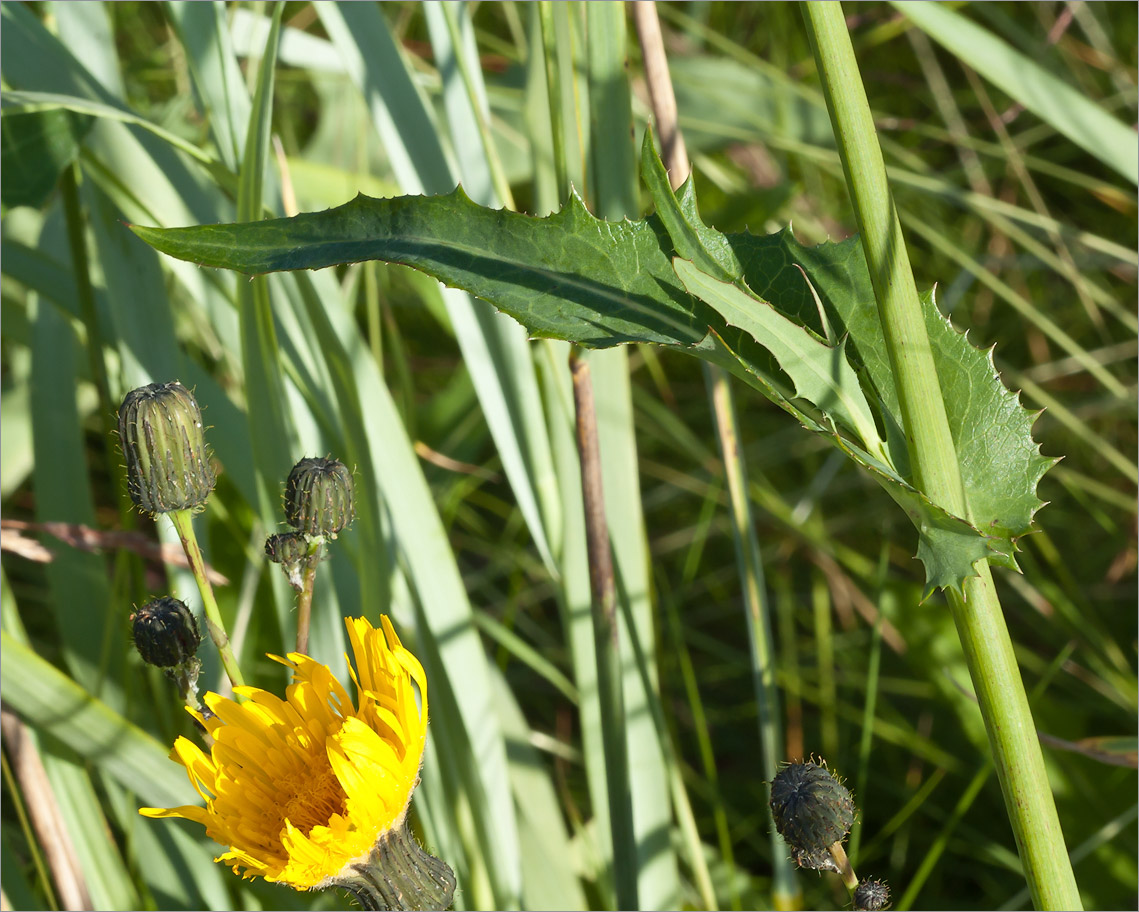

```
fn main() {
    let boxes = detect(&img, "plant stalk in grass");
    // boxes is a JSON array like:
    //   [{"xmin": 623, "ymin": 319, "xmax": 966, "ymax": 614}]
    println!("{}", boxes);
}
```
[
  {"xmin": 167, "ymin": 509, "xmax": 245, "ymax": 691},
  {"xmin": 569, "ymin": 349, "xmax": 638, "ymax": 912},
  {"xmin": 294, "ymin": 537, "xmax": 323, "ymax": 656},
  {"xmin": 803, "ymin": 4, "xmax": 1080, "ymax": 908},
  {"xmin": 633, "ymin": 3, "xmax": 800, "ymax": 905}
]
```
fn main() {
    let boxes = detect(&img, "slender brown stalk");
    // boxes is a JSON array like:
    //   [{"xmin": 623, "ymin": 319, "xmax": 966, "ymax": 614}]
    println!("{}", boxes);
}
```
[
  {"xmin": 1, "ymin": 709, "xmax": 92, "ymax": 911},
  {"xmin": 633, "ymin": 3, "xmax": 800, "ymax": 907},
  {"xmin": 294, "ymin": 538, "xmax": 323, "ymax": 655},
  {"xmin": 568, "ymin": 349, "xmax": 638, "ymax": 911}
]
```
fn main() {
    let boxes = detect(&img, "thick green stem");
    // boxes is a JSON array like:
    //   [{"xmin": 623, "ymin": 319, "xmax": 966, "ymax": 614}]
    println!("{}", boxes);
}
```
[
  {"xmin": 802, "ymin": 5, "xmax": 1080, "ymax": 909},
  {"xmin": 168, "ymin": 509, "xmax": 245, "ymax": 690}
]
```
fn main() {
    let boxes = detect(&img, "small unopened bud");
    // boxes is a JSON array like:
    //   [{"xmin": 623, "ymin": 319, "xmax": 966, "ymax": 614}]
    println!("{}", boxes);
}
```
[
  {"xmin": 265, "ymin": 531, "xmax": 318, "ymax": 591},
  {"xmin": 770, "ymin": 760, "xmax": 855, "ymax": 869},
  {"xmin": 118, "ymin": 382, "xmax": 215, "ymax": 514},
  {"xmin": 283, "ymin": 457, "xmax": 354, "ymax": 538},
  {"xmin": 790, "ymin": 844, "xmax": 840, "ymax": 874},
  {"xmin": 130, "ymin": 596, "xmax": 202, "ymax": 668},
  {"xmin": 853, "ymin": 878, "xmax": 891, "ymax": 911}
]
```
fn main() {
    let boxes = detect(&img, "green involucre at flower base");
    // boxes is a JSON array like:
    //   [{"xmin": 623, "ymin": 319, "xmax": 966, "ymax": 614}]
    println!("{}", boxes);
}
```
[
  {"xmin": 284, "ymin": 456, "xmax": 355, "ymax": 538},
  {"xmin": 117, "ymin": 381, "xmax": 216, "ymax": 514},
  {"xmin": 770, "ymin": 761, "xmax": 856, "ymax": 860}
]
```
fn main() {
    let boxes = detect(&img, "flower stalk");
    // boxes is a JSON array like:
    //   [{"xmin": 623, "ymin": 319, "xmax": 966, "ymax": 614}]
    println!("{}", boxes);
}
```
[
  {"xmin": 802, "ymin": 5, "xmax": 1080, "ymax": 908},
  {"xmin": 117, "ymin": 382, "xmax": 244, "ymax": 691},
  {"xmin": 167, "ymin": 509, "xmax": 245, "ymax": 690},
  {"xmin": 770, "ymin": 760, "xmax": 888, "ymax": 911},
  {"xmin": 294, "ymin": 536, "xmax": 323, "ymax": 655}
]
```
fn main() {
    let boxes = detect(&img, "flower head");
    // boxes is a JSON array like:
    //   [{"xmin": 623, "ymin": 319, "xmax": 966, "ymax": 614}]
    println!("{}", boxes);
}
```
[
  {"xmin": 141, "ymin": 615, "xmax": 428, "ymax": 891},
  {"xmin": 854, "ymin": 877, "xmax": 891, "ymax": 911},
  {"xmin": 131, "ymin": 596, "xmax": 201, "ymax": 669},
  {"xmin": 284, "ymin": 456, "xmax": 355, "ymax": 538},
  {"xmin": 118, "ymin": 381, "xmax": 216, "ymax": 514},
  {"xmin": 264, "ymin": 531, "xmax": 318, "ymax": 591},
  {"xmin": 770, "ymin": 759, "xmax": 856, "ymax": 868}
]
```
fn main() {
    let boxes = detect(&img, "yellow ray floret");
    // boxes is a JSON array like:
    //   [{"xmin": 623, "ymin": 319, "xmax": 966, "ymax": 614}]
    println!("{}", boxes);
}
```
[{"xmin": 141, "ymin": 616, "xmax": 428, "ymax": 890}]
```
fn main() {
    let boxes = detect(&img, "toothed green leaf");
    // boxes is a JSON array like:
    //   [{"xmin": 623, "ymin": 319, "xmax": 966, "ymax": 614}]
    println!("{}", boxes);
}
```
[
  {"xmin": 673, "ymin": 259, "xmax": 887, "ymax": 463},
  {"xmin": 129, "ymin": 141, "xmax": 1053, "ymax": 593}
]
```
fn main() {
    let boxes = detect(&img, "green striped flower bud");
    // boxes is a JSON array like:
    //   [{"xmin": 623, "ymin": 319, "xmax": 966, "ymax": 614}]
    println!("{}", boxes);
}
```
[
  {"xmin": 131, "ymin": 596, "xmax": 202, "ymax": 668},
  {"xmin": 118, "ymin": 381, "xmax": 216, "ymax": 514},
  {"xmin": 284, "ymin": 457, "xmax": 354, "ymax": 538},
  {"xmin": 770, "ymin": 760, "xmax": 855, "ymax": 868}
]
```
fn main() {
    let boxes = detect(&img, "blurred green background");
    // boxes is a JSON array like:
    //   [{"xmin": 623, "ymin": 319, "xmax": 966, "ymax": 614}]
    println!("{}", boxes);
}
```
[{"xmin": 1, "ymin": 2, "xmax": 1135, "ymax": 910}]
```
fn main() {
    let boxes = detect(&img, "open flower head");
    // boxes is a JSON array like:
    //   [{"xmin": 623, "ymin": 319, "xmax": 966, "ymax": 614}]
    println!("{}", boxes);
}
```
[{"xmin": 141, "ymin": 616, "xmax": 428, "ymax": 891}]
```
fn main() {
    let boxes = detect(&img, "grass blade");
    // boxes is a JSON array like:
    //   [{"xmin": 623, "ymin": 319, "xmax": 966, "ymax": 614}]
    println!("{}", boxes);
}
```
[{"xmin": 894, "ymin": 1, "xmax": 1138, "ymax": 185}]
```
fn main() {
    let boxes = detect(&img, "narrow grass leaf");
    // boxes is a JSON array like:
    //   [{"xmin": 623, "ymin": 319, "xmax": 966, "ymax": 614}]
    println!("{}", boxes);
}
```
[
  {"xmin": 491, "ymin": 671, "xmax": 588, "ymax": 910},
  {"xmin": 424, "ymin": 0, "xmax": 562, "ymax": 577},
  {"xmin": 165, "ymin": 1, "xmax": 249, "ymax": 172},
  {"xmin": 586, "ymin": 8, "xmax": 680, "ymax": 905},
  {"xmin": 38, "ymin": 741, "xmax": 140, "ymax": 911},
  {"xmin": 894, "ymin": 1, "xmax": 1138, "ymax": 185},
  {"xmin": 0, "ymin": 632, "xmax": 194, "ymax": 808},
  {"xmin": 29, "ymin": 297, "xmax": 117, "ymax": 699}
]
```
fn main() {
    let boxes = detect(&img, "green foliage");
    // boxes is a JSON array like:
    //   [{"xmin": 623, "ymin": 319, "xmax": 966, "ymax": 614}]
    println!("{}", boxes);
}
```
[
  {"xmin": 2, "ymin": 2, "xmax": 1135, "ymax": 911},
  {"xmin": 131, "ymin": 133, "xmax": 1053, "ymax": 594}
]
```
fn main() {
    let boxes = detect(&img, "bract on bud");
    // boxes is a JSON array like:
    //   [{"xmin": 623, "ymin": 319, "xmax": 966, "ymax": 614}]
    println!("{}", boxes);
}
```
[
  {"xmin": 131, "ymin": 596, "xmax": 202, "ymax": 668},
  {"xmin": 854, "ymin": 878, "xmax": 891, "ymax": 911},
  {"xmin": 118, "ymin": 381, "xmax": 216, "ymax": 514},
  {"xmin": 770, "ymin": 760, "xmax": 856, "ymax": 867},
  {"xmin": 283, "ymin": 457, "xmax": 354, "ymax": 538},
  {"xmin": 265, "ymin": 531, "xmax": 317, "ymax": 591}
]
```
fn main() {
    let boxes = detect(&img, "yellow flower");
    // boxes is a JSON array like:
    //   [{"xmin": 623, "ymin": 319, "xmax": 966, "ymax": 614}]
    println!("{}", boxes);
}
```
[{"xmin": 141, "ymin": 615, "xmax": 429, "ymax": 891}]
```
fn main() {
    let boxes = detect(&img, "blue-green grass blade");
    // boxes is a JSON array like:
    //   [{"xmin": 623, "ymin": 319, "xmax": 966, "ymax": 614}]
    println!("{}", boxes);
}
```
[
  {"xmin": 234, "ymin": 4, "xmax": 303, "ymax": 660},
  {"xmin": 29, "ymin": 295, "xmax": 117, "ymax": 702},
  {"xmin": 424, "ymin": 0, "xmax": 562, "ymax": 577},
  {"xmin": 315, "ymin": 5, "xmax": 527, "ymax": 902},
  {"xmin": 38, "ymin": 741, "xmax": 140, "ymax": 910},
  {"xmin": 492, "ymin": 671, "xmax": 589, "ymax": 910},
  {"xmin": 584, "ymin": 5, "xmax": 680, "ymax": 905},
  {"xmin": 0, "ymin": 633, "xmax": 194, "ymax": 808},
  {"xmin": 165, "ymin": 1, "xmax": 249, "ymax": 172}
]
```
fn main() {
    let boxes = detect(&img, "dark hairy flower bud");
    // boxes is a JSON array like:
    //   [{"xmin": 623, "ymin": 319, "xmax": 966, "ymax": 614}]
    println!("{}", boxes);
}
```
[
  {"xmin": 284, "ymin": 457, "xmax": 354, "ymax": 538},
  {"xmin": 131, "ymin": 596, "xmax": 202, "ymax": 668},
  {"xmin": 853, "ymin": 878, "xmax": 891, "ymax": 911},
  {"xmin": 265, "ymin": 531, "xmax": 318, "ymax": 591},
  {"xmin": 265, "ymin": 531, "xmax": 309, "ymax": 565},
  {"xmin": 770, "ymin": 760, "xmax": 856, "ymax": 868},
  {"xmin": 118, "ymin": 381, "xmax": 216, "ymax": 513}
]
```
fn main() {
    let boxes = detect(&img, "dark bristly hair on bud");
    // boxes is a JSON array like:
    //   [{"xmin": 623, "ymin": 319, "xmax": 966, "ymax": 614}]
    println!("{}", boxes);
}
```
[
  {"xmin": 283, "ymin": 457, "xmax": 354, "ymax": 538},
  {"xmin": 265, "ymin": 531, "xmax": 317, "ymax": 591},
  {"xmin": 770, "ymin": 759, "xmax": 856, "ymax": 870},
  {"xmin": 853, "ymin": 878, "xmax": 891, "ymax": 911},
  {"xmin": 118, "ymin": 381, "xmax": 216, "ymax": 514},
  {"xmin": 130, "ymin": 596, "xmax": 202, "ymax": 668}
]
